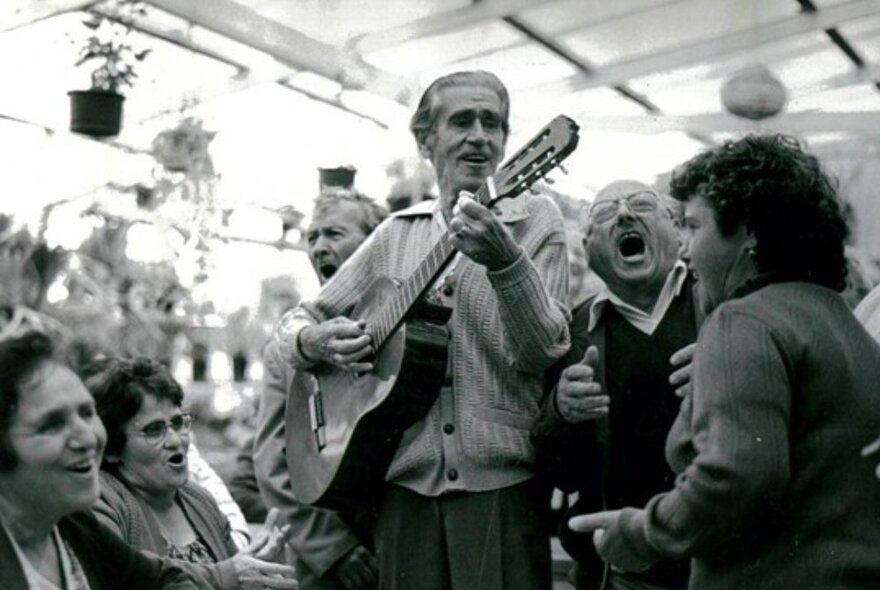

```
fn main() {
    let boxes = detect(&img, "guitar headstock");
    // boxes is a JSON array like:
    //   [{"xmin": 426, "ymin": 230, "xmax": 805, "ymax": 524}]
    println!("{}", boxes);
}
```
[{"xmin": 492, "ymin": 115, "xmax": 580, "ymax": 204}]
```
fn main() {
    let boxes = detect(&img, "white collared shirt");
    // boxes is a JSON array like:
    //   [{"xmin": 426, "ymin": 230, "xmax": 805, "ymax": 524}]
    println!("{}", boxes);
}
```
[{"xmin": 587, "ymin": 260, "xmax": 689, "ymax": 335}]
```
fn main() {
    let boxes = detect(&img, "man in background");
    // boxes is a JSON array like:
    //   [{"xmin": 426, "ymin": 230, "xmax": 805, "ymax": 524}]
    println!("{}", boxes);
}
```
[
  {"xmin": 253, "ymin": 188, "xmax": 387, "ymax": 590},
  {"xmin": 533, "ymin": 179, "xmax": 701, "ymax": 590}
]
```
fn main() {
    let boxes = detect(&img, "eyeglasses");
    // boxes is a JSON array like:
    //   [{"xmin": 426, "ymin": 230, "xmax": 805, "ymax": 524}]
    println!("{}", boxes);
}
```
[
  {"xmin": 589, "ymin": 191, "xmax": 660, "ymax": 224},
  {"xmin": 135, "ymin": 413, "xmax": 194, "ymax": 445}
]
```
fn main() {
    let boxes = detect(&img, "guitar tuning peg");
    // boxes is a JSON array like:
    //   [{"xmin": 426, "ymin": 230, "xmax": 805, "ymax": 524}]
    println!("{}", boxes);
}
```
[
  {"xmin": 528, "ymin": 184, "xmax": 540, "ymax": 195},
  {"xmin": 544, "ymin": 176, "xmax": 556, "ymax": 185},
  {"xmin": 559, "ymin": 164, "xmax": 569, "ymax": 175}
]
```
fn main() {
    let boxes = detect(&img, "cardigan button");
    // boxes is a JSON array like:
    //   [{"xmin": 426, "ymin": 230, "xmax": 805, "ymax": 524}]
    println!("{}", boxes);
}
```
[
  {"xmin": 443, "ymin": 423, "xmax": 455, "ymax": 435},
  {"xmin": 442, "ymin": 283, "xmax": 454, "ymax": 296},
  {"xmin": 446, "ymin": 468, "xmax": 459, "ymax": 481}
]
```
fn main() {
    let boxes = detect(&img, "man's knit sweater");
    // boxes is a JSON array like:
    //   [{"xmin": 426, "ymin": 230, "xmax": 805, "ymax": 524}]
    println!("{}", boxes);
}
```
[{"xmin": 277, "ymin": 193, "xmax": 571, "ymax": 493}]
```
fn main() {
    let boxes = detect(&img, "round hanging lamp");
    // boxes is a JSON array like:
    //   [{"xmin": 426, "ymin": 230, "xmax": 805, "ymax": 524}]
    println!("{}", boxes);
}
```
[{"xmin": 721, "ymin": 65, "xmax": 787, "ymax": 121}]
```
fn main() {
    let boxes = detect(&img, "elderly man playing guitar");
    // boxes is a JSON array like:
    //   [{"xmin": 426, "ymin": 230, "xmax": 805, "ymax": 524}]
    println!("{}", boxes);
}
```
[{"xmin": 275, "ymin": 71, "xmax": 574, "ymax": 590}]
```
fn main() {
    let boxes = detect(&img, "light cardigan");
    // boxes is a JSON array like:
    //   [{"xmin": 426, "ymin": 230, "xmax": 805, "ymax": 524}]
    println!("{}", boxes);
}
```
[
  {"xmin": 94, "ymin": 471, "xmax": 240, "ymax": 590},
  {"xmin": 601, "ymin": 281, "xmax": 880, "ymax": 590},
  {"xmin": 276, "ymin": 193, "xmax": 571, "ymax": 492}
]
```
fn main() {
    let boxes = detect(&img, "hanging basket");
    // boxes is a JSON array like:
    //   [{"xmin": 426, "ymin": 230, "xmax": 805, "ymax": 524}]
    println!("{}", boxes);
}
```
[{"xmin": 68, "ymin": 89, "xmax": 125, "ymax": 137}]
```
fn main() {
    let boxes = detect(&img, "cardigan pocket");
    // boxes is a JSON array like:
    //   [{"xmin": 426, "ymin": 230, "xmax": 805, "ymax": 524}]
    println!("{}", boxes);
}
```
[{"xmin": 474, "ymin": 406, "xmax": 535, "ymax": 430}]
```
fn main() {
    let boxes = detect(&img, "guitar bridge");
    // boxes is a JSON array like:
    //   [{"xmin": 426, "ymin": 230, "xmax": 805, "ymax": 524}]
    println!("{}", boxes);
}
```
[{"xmin": 308, "ymin": 391, "xmax": 326, "ymax": 451}]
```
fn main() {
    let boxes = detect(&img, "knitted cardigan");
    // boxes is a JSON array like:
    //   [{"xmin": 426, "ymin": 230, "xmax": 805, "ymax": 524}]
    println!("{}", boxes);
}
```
[
  {"xmin": 94, "ymin": 470, "xmax": 240, "ymax": 589},
  {"xmin": 277, "ymin": 194, "xmax": 571, "ymax": 491}
]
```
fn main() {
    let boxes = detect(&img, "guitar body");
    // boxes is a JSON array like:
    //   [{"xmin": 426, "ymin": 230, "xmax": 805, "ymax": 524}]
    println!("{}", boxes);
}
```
[{"xmin": 285, "ymin": 276, "xmax": 450, "ymax": 511}]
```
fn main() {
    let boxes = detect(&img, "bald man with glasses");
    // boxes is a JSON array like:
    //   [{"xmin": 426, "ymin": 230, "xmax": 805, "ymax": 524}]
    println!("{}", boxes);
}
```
[{"xmin": 533, "ymin": 180, "xmax": 702, "ymax": 590}]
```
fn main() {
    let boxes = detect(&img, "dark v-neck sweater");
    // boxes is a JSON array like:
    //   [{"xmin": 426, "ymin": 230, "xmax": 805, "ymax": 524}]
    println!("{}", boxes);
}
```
[{"xmin": 603, "ymin": 294, "xmax": 696, "ymax": 511}]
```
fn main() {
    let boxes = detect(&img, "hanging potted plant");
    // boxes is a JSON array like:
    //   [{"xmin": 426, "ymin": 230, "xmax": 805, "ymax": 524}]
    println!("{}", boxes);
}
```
[{"xmin": 68, "ymin": 0, "xmax": 150, "ymax": 137}]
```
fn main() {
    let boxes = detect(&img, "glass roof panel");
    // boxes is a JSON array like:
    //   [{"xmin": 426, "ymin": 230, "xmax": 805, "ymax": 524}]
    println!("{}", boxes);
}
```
[
  {"xmin": 560, "ymin": 0, "xmax": 798, "ymax": 67},
  {"xmin": 364, "ymin": 20, "xmax": 523, "ymax": 74}
]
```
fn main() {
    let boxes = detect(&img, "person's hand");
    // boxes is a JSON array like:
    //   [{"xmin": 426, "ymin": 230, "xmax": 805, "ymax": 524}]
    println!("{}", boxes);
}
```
[
  {"xmin": 230, "ymin": 554, "xmax": 298, "ymax": 589},
  {"xmin": 298, "ymin": 318, "xmax": 373, "ymax": 373},
  {"xmin": 555, "ymin": 345, "xmax": 609, "ymax": 423},
  {"xmin": 569, "ymin": 509, "xmax": 620, "ymax": 552},
  {"xmin": 669, "ymin": 342, "xmax": 696, "ymax": 398},
  {"xmin": 241, "ymin": 508, "xmax": 293, "ymax": 562},
  {"xmin": 449, "ymin": 193, "xmax": 521, "ymax": 271},
  {"xmin": 861, "ymin": 435, "xmax": 880, "ymax": 480},
  {"xmin": 569, "ymin": 510, "xmax": 651, "ymax": 574},
  {"xmin": 329, "ymin": 545, "xmax": 378, "ymax": 590}
]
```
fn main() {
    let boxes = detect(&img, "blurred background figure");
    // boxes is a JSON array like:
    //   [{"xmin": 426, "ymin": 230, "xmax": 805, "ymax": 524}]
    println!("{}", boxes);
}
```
[
  {"xmin": 0, "ymin": 331, "xmax": 197, "ymax": 589},
  {"xmin": 88, "ymin": 357, "xmax": 297, "ymax": 590}
]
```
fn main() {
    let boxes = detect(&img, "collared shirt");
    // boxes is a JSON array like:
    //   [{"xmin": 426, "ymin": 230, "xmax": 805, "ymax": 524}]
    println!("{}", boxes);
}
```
[{"xmin": 587, "ymin": 260, "xmax": 689, "ymax": 335}]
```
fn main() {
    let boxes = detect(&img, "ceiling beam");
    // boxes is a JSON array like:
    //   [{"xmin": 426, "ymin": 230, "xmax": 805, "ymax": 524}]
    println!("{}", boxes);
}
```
[
  {"xmin": 503, "ymin": 15, "xmax": 660, "ymax": 114},
  {"xmin": 573, "ymin": 111, "xmax": 880, "ymax": 135},
  {"xmin": 523, "ymin": 0, "xmax": 880, "ymax": 97},
  {"xmin": 426, "ymin": 0, "xmax": 690, "ymax": 72},
  {"xmin": 142, "ymin": 0, "xmax": 415, "ymax": 105},
  {"xmin": 350, "ymin": 0, "xmax": 559, "ymax": 55},
  {"xmin": 812, "ymin": 63, "xmax": 880, "ymax": 93},
  {"xmin": 0, "ymin": 0, "xmax": 99, "ymax": 32},
  {"xmin": 0, "ymin": 112, "xmax": 150, "ymax": 154},
  {"xmin": 104, "ymin": 8, "xmax": 390, "ymax": 128},
  {"xmin": 796, "ymin": 0, "xmax": 880, "ymax": 93}
]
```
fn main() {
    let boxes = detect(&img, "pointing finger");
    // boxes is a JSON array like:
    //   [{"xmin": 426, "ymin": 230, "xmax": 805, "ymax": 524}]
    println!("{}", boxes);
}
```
[{"xmin": 569, "ymin": 510, "xmax": 618, "ymax": 533}]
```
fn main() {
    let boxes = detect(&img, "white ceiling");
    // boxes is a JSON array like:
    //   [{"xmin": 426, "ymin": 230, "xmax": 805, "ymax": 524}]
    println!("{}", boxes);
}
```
[{"xmin": 3, "ymin": 0, "xmax": 880, "ymax": 228}]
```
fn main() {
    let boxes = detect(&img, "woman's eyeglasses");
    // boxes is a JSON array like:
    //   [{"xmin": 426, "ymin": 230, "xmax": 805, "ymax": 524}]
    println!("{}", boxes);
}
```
[
  {"xmin": 136, "ymin": 413, "xmax": 194, "ymax": 445},
  {"xmin": 589, "ymin": 191, "xmax": 660, "ymax": 224}
]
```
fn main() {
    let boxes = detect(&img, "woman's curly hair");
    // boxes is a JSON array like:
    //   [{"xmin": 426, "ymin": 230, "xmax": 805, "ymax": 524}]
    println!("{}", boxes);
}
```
[
  {"xmin": 86, "ymin": 357, "xmax": 184, "ymax": 463},
  {"xmin": 669, "ymin": 134, "xmax": 849, "ymax": 291}
]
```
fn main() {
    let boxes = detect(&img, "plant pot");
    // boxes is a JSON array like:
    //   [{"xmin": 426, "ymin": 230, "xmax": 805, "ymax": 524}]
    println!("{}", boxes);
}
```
[{"xmin": 68, "ymin": 89, "xmax": 125, "ymax": 137}]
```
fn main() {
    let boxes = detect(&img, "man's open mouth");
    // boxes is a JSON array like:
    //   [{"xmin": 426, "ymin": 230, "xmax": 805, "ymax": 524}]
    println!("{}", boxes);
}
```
[
  {"xmin": 618, "ymin": 231, "xmax": 646, "ymax": 260},
  {"xmin": 167, "ymin": 452, "xmax": 186, "ymax": 468},
  {"xmin": 319, "ymin": 263, "xmax": 338, "ymax": 280}
]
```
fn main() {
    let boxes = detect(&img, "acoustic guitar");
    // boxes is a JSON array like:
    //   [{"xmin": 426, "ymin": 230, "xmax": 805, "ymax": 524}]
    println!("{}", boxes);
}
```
[{"xmin": 285, "ymin": 115, "xmax": 580, "ymax": 511}]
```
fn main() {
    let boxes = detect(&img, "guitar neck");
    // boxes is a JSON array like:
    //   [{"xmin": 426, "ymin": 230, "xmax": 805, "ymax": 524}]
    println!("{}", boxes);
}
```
[{"xmin": 369, "ymin": 182, "xmax": 492, "ymax": 348}]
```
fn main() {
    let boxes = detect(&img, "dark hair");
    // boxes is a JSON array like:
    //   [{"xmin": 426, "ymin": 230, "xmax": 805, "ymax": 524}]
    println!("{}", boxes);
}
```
[
  {"xmin": 409, "ymin": 71, "xmax": 510, "ymax": 147},
  {"xmin": 312, "ymin": 188, "xmax": 388, "ymax": 235},
  {"xmin": 669, "ymin": 134, "xmax": 849, "ymax": 291},
  {"xmin": 0, "ymin": 332, "xmax": 60, "ymax": 471},
  {"xmin": 87, "ymin": 357, "xmax": 184, "ymax": 463}
]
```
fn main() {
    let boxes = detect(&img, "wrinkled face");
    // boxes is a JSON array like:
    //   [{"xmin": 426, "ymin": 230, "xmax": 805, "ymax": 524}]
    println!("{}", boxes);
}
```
[
  {"xmin": 585, "ymin": 181, "xmax": 680, "ymax": 296},
  {"xmin": 681, "ymin": 195, "xmax": 755, "ymax": 311},
  {"xmin": 418, "ymin": 84, "xmax": 507, "ymax": 202},
  {"xmin": 1, "ymin": 363, "xmax": 106, "ymax": 520},
  {"xmin": 114, "ymin": 393, "xmax": 190, "ymax": 498},
  {"xmin": 306, "ymin": 200, "xmax": 370, "ymax": 284}
]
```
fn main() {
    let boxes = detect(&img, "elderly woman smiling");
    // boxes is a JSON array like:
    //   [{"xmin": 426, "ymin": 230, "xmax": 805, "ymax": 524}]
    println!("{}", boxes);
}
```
[
  {"xmin": 88, "ymin": 357, "xmax": 296, "ymax": 590},
  {"xmin": 0, "ymin": 332, "xmax": 196, "ymax": 589},
  {"xmin": 570, "ymin": 135, "xmax": 880, "ymax": 589}
]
